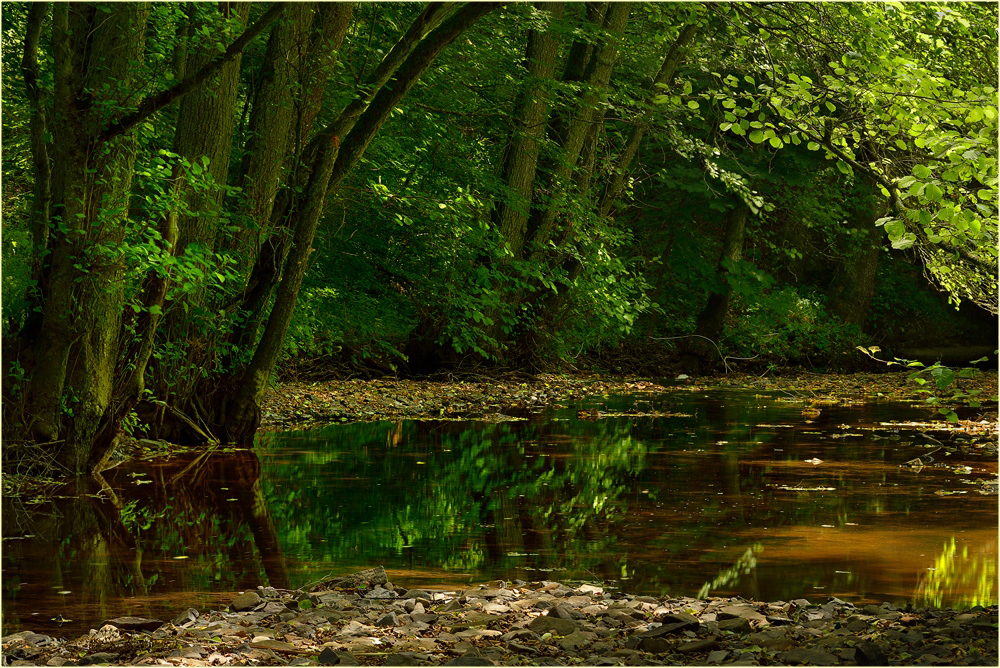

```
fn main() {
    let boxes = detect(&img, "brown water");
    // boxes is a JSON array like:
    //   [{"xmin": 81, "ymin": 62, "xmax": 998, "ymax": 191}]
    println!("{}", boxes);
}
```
[{"xmin": 3, "ymin": 389, "xmax": 996, "ymax": 637}]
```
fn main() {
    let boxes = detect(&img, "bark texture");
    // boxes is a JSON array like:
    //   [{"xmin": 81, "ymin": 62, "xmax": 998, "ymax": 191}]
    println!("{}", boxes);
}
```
[{"xmin": 25, "ymin": 3, "xmax": 151, "ymax": 472}]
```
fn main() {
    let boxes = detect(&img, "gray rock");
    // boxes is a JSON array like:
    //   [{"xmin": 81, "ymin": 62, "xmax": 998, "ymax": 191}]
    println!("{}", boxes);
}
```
[
  {"xmin": 444, "ymin": 657, "xmax": 494, "ymax": 666},
  {"xmin": 171, "ymin": 607, "xmax": 200, "ymax": 626},
  {"xmin": 528, "ymin": 616, "xmax": 578, "ymax": 636},
  {"xmin": 659, "ymin": 611, "xmax": 699, "ymax": 626},
  {"xmin": 101, "ymin": 616, "xmax": 165, "ymax": 631},
  {"xmin": 678, "ymin": 639, "xmax": 720, "ymax": 654},
  {"xmin": 558, "ymin": 631, "xmax": 591, "ymax": 651},
  {"xmin": 548, "ymin": 605, "xmax": 579, "ymax": 620},
  {"xmin": 376, "ymin": 611, "xmax": 399, "ymax": 627},
  {"xmin": 78, "ymin": 653, "xmax": 120, "ymax": 665},
  {"xmin": 168, "ymin": 646, "xmax": 204, "ymax": 658},
  {"xmin": 706, "ymin": 649, "xmax": 729, "ymax": 663},
  {"xmin": 638, "ymin": 636, "xmax": 673, "ymax": 653},
  {"xmin": 232, "ymin": 591, "xmax": 263, "ymax": 611},
  {"xmin": 778, "ymin": 648, "xmax": 839, "ymax": 665},
  {"xmin": 719, "ymin": 605, "xmax": 766, "ymax": 621},
  {"xmin": 717, "ymin": 617, "xmax": 751, "ymax": 634},
  {"xmin": 312, "ymin": 566, "xmax": 388, "ymax": 592},
  {"xmin": 317, "ymin": 648, "xmax": 360, "ymax": 665},
  {"xmin": 855, "ymin": 639, "xmax": 888, "ymax": 664},
  {"xmin": 287, "ymin": 659, "xmax": 315, "ymax": 666},
  {"xmin": 745, "ymin": 628, "xmax": 791, "ymax": 649},
  {"xmin": 410, "ymin": 613, "xmax": 439, "ymax": 624},
  {"xmin": 383, "ymin": 653, "xmax": 422, "ymax": 666},
  {"xmin": 365, "ymin": 585, "xmax": 396, "ymax": 599},
  {"xmin": 635, "ymin": 620, "xmax": 698, "ymax": 638}
]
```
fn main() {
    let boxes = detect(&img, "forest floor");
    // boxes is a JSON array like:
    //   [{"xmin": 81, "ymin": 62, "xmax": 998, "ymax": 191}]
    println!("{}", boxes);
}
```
[
  {"xmin": 3, "ymin": 568, "xmax": 997, "ymax": 666},
  {"xmin": 259, "ymin": 369, "xmax": 998, "ymax": 440}
]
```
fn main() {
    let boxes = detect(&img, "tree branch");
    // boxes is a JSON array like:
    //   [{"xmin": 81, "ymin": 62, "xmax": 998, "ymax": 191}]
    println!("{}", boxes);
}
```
[{"xmin": 100, "ymin": 2, "xmax": 285, "ymax": 143}]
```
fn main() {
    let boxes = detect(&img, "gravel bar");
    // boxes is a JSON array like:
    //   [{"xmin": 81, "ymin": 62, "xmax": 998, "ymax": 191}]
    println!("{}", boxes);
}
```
[{"xmin": 3, "ymin": 567, "xmax": 997, "ymax": 666}]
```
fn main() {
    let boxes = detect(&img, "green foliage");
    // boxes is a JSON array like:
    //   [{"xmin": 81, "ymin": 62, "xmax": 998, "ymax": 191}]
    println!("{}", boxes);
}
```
[{"xmin": 723, "ymin": 285, "xmax": 863, "ymax": 365}]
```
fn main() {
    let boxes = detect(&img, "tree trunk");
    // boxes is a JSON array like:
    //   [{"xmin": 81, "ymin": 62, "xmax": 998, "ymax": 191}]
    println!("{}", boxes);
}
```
[
  {"xmin": 491, "ymin": 3, "xmax": 565, "ymax": 262},
  {"xmin": 211, "ymin": 2, "xmax": 502, "ymax": 443},
  {"xmin": 23, "ymin": 3, "xmax": 151, "ymax": 473},
  {"xmin": 21, "ymin": 2, "xmax": 51, "ymax": 310},
  {"xmin": 826, "ymin": 174, "xmax": 889, "ymax": 328},
  {"xmin": 681, "ymin": 204, "xmax": 749, "ymax": 372},
  {"xmin": 150, "ymin": 3, "xmax": 252, "ymax": 416},
  {"xmin": 523, "ymin": 2, "xmax": 631, "ymax": 259}
]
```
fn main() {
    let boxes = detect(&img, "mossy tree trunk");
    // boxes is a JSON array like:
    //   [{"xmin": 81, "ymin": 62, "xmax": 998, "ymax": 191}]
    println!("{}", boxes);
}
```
[{"xmin": 22, "ymin": 3, "xmax": 151, "ymax": 473}]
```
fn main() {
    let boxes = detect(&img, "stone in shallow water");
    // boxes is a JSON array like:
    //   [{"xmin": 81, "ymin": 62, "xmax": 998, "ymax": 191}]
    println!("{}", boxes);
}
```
[{"xmin": 172, "ymin": 607, "xmax": 200, "ymax": 626}]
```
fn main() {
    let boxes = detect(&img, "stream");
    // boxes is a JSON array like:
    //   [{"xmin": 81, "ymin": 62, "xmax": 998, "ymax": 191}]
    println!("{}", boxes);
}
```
[{"xmin": 3, "ymin": 389, "xmax": 996, "ymax": 638}]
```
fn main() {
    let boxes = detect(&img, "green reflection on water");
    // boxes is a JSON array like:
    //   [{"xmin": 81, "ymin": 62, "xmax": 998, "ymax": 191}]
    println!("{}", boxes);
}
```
[{"xmin": 916, "ymin": 537, "xmax": 998, "ymax": 609}]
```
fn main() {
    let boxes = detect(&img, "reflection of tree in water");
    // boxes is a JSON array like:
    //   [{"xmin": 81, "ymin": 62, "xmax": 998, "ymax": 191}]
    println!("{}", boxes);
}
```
[
  {"xmin": 697, "ymin": 543, "xmax": 763, "ymax": 599},
  {"xmin": 256, "ymin": 418, "xmax": 648, "ymax": 584},
  {"xmin": 915, "ymin": 537, "xmax": 997, "ymax": 609},
  {"xmin": 3, "ymin": 450, "xmax": 290, "ymax": 637},
  {"xmin": 2, "ymin": 476, "xmax": 147, "ymax": 636}
]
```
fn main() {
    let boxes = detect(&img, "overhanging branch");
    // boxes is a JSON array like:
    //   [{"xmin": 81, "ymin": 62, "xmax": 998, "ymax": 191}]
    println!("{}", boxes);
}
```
[{"xmin": 100, "ymin": 3, "xmax": 285, "ymax": 143}]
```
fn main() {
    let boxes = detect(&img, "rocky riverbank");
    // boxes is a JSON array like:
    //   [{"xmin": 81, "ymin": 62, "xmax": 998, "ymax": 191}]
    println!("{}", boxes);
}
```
[
  {"xmin": 3, "ymin": 568, "xmax": 997, "ymax": 666},
  {"xmin": 259, "ymin": 371, "xmax": 998, "ymax": 434}
]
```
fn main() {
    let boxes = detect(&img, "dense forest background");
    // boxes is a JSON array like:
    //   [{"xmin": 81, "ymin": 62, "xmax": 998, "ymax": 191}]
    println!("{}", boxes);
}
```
[{"xmin": 1, "ymin": 2, "xmax": 997, "ymax": 474}]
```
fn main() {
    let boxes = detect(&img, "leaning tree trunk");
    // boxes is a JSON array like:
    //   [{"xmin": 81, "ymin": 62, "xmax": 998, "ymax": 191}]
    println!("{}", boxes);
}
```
[
  {"xmin": 681, "ymin": 203, "xmax": 749, "ymax": 373},
  {"xmin": 208, "ymin": 2, "xmax": 502, "ymax": 443}
]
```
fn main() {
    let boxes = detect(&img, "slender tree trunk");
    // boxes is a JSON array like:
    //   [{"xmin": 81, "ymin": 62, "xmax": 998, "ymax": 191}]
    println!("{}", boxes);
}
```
[
  {"xmin": 681, "ymin": 204, "xmax": 749, "ymax": 372},
  {"xmin": 491, "ymin": 3, "xmax": 565, "ymax": 262},
  {"xmin": 21, "ymin": 2, "xmax": 51, "ymax": 303},
  {"xmin": 827, "ymin": 174, "xmax": 888, "ymax": 328},
  {"xmin": 523, "ymin": 2, "xmax": 631, "ymax": 259},
  {"xmin": 597, "ymin": 22, "xmax": 698, "ymax": 217}
]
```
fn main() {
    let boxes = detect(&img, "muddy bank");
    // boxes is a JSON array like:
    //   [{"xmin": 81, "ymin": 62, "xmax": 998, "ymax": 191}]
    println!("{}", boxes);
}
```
[{"xmin": 3, "ymin": 568, "xmax": 996, "ymax": 666}]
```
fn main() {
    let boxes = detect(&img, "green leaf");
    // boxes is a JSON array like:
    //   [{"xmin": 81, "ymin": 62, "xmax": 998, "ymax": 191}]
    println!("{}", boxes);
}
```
[
  {"xmin": 836, "ymin": 161, "xmax": 851, "ymax": 175},
  {"xmin": 912, "ymin": 164, "xmax": 932, "ymax": 178},
  {"xmin": 749, "ymin": 130, "xmax": 765, "ymax": 144},
  {"xmin": 687, "ymin": 100, "xmax": 699, "ymax": 110},
  {"xmin": 924, "ymin": 183, "xmax": 943, "ymax": 202}
]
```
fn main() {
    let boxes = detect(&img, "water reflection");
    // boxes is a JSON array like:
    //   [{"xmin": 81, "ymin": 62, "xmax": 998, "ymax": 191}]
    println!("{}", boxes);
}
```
[{"xmin": 2, "ymin": 391, "xmax": 996, "ymax": 637}]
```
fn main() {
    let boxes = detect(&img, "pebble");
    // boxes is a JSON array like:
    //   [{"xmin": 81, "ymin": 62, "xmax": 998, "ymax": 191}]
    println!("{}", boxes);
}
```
[{"xmin": 2, "ymin": 571, "xmax": 996, "ymax": 666}]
